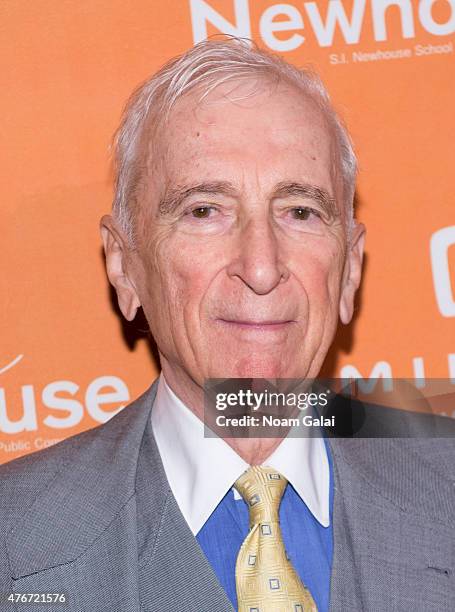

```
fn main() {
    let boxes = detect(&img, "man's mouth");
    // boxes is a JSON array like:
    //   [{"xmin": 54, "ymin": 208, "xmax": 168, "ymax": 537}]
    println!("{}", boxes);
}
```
[{"xmin": 216, "ymin": 319, "xmax": 296, "ymax": 331}]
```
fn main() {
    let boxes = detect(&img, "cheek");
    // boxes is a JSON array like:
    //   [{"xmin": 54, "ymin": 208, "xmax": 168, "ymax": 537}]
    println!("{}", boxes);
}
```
[
  {"xmin": 324, "ymin": 252, "xmax": 346, "ymax": 311},
  {"xmin": 152, "ymin": 233, "xmax": 225, "ymax": 314},
  {"xmin": 294, "ymin": 239, "xmax": 346, "ymax": 308}
]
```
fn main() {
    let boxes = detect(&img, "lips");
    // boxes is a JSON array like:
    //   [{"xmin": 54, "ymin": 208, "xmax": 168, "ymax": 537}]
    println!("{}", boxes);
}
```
[{"xmin": 217, "ymin": 319, "xmax": 295, "ymax": 330}]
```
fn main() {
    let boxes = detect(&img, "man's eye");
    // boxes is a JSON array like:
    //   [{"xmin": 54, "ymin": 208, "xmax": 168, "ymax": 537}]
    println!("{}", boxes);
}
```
[
  {"xmin": 190, "ymin": 206, "xmax": 214, "ymax": 219},
  {"xmin": 291, "ymin": 207, "xmax": 320, "ymax": 220}
]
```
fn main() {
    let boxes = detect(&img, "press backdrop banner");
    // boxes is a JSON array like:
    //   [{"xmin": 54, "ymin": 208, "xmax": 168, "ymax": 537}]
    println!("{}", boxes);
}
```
[{"xmin": 1, "ymin": 0, "xmax": 454, "ymax": 462}]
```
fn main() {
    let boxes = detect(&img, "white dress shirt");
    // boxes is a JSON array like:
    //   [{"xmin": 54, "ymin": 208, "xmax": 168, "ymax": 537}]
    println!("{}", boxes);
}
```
[{"xmin": 151, "ymin": 374, "xmax": 330, "ymax": 535}]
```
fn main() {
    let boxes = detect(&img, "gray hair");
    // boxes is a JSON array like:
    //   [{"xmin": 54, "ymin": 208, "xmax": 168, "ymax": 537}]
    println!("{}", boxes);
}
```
[{"xmin": 112, "ymin": 37, "xmax": 357, "ymax": 244}]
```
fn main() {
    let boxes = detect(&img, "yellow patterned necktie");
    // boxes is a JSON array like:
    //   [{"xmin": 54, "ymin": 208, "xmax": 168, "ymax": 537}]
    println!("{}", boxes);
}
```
[{"xmin": 234, "ymin": 466, "xmax": 318, "ymax": 612}]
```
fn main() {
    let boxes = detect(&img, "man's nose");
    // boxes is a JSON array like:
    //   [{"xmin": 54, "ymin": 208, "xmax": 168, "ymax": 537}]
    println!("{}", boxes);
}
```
[{"xmin": 226, "ymin": 217, "xmax": 289, "ymax": 295}]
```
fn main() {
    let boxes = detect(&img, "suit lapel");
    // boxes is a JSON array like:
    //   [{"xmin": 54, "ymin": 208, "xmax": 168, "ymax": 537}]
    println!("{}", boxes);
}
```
[
  {"xmin": 135, "ymin": 408, "xmax": 234, "ymax": 612},
  {"xmin": 328, "ymin": 438, "xmax": 455, "ymax": 611}
]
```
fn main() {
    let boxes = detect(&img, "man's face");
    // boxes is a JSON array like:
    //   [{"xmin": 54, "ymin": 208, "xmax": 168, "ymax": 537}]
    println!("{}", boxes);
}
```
[{"xmin": 110, "ymin": 78, "xmax": 364, "ymax": 384}]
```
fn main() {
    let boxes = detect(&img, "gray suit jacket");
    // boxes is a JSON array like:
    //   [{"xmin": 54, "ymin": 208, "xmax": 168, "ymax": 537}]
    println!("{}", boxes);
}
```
[{"xmin": 1, "ymin": 380, "xmax": 455, "ymax": 611}]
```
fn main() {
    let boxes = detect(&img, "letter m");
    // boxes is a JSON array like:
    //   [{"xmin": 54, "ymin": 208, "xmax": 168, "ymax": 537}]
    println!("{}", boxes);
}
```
[
  {"xmin": 304, "ymin": 0, "xmax": 366, "ymax": 46},
  {"xmin": 340, "ymin": 361, "xmax": 393, "ymax": 393},
  {"xmin": 190, "ymin": 0, "xmax": 251, "ymax": 44}
]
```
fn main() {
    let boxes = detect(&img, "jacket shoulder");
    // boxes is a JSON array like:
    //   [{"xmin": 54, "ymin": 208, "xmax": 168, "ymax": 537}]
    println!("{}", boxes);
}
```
[{"xmin": 0, "ymin": 382, "xmax": 157, "ymax": 528}]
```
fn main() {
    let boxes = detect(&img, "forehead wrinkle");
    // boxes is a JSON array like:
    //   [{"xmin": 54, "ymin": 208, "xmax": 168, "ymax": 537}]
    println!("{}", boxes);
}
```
[{"xmin": 158, "ymin": 181, "xmax": 237, "ymax": 216}]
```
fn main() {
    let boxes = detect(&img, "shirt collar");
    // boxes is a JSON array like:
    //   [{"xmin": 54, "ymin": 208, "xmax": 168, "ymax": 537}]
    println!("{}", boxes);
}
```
[{"xmin": 151, "ymin": 374, "xmax": 330, "ymax": 534}]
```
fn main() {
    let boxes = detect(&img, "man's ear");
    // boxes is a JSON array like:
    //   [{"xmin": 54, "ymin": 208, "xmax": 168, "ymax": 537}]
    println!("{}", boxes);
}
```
[
  {"xmin": 100, "ymin": 215, "xmax": 141, "ymax": 321},
  {"xmin": 339, "ymin": 222, "xmax": 366, "ymax": 325}
]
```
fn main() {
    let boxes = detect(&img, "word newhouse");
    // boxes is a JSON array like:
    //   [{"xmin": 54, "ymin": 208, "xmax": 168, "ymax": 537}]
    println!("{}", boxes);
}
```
[
  {"xmin": 0, "ymin": 376, "xmax": 129, "ymax": 434},
  {"xmin": 191, "ymin": 0, "xmax": 455, "ymax": 50}
]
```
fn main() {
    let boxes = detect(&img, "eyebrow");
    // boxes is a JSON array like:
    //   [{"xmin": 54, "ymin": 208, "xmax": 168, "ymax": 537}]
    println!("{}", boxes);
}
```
[
  {"xmin": 158, "ymin": 180, "xmax": 338, "ymax": 218},
  {"xmin": 159, "ymin": 182, "xmax": 236, "ymax": 216},
  {"xmin": 272, "ymin": 181, "xmax": 338, "ymax": 219}
]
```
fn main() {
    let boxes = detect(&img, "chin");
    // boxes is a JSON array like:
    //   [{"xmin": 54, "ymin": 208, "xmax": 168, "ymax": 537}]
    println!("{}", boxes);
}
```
[
  {"xmin": 205, "ymin": 350, "xmax": 307, "ymax": 380},
  {"xmin": 231, "ymin": 356, "xmax": 289, "ymax": 379}
]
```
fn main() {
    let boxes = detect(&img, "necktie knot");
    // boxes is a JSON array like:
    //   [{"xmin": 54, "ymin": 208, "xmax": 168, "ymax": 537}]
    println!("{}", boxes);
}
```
[{"xmin": 235, "ymin": 466, "xmax": 287, "ymax": 525}]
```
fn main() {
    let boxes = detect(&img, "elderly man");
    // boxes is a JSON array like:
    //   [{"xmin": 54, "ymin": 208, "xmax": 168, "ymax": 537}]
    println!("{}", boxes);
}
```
[{"xmin": 1, "ymin": 38, "xmax": 455, "ymax": 612}]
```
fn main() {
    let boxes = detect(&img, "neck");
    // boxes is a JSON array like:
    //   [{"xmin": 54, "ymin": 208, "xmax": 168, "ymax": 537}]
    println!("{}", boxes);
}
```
[
  {"xmin": 222, "ymin": 436, "xmax": 284, "ymax": 465},
  {"xmin": 160, "ymin": 360, "xmax": 286, "ymax": 465}
]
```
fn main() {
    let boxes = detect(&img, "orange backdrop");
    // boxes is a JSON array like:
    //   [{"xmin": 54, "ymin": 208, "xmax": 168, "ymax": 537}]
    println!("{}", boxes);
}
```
[{"xmin": 1, "ymin": 0, "xmax": 454, "ymax": 463}]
